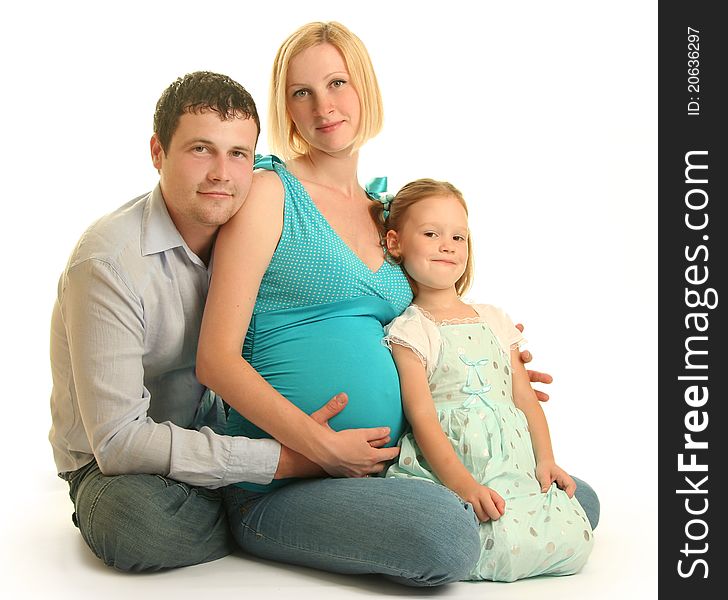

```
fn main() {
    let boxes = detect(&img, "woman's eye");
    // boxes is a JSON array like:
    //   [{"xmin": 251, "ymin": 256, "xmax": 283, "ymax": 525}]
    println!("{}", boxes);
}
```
[
  {"xmin": 331, "ymin": 79, "xmax": 346, "ymax": 88},
  {"xmin": 292, "ymin": 89, "xmax": 309, "ymax": 98}
]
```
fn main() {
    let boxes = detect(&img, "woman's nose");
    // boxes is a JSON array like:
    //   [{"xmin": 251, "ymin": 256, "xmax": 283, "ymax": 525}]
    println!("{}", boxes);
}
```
[{"xmin": 314, "ymin": 93, "xmax": 334, "ymax": 116}]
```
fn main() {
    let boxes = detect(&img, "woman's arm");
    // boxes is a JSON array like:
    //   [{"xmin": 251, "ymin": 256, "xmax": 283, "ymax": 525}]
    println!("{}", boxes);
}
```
[
  {"xmin": 510, "ymin": 347, "xmax": 576, "ymax": 496},
  {"xmin": 392, "ymin": 344, "xmax": 504, "ymax": 521},
  {"xmin": 196, "ymin": 172, "xmax": 397, "ymax": 478}
]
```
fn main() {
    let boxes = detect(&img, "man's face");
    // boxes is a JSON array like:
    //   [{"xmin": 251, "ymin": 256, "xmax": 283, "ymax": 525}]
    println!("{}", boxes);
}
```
[{"xmin": 150, "ymin": 109, "xmax": 257, "ymax": 243}]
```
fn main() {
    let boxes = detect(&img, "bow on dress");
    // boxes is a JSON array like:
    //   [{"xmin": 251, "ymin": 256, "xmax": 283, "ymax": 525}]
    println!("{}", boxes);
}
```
[{"xmin": 365, "ymin": 176, "xmax": 394, "ymax": 219}]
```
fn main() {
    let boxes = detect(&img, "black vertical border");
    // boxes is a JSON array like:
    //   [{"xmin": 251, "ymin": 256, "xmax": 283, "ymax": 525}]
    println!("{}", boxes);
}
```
[{"xmin": 658, "ymin": 2, "xmax": 726, "ymax": 596}]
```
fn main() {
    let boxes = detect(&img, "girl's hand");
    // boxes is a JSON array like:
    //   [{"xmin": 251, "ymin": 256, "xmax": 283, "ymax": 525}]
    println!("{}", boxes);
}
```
[
  {"xmin": 455, "ymin": 481, "xmax": 506, "ymax": 522},
  {"xmin": 535, "ymin": 461, "xmax": 576, "ymax": 498}
]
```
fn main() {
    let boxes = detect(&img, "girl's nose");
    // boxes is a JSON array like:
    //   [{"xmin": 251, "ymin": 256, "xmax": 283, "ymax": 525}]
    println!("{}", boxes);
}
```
[{"xmin": 440, "ymin": 240, "xmax": 455, "ymax": 253}]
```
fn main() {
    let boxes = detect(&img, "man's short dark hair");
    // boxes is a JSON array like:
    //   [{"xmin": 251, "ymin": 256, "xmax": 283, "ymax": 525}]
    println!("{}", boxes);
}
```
[{"xmin": 153, "ymin": 71, "xmax": 260, "ymax": 151}]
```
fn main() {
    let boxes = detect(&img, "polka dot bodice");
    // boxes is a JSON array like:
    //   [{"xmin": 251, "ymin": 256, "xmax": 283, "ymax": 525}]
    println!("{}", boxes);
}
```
[{"xmin": 252, "ymin": 156, "xmax": 412, "ymax": 316}]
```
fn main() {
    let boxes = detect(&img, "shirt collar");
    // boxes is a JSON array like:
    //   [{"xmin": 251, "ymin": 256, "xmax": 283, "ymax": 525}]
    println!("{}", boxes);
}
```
[{"xmin": 141, "ymin": 184, "xmax": 207, "ymax": 268}]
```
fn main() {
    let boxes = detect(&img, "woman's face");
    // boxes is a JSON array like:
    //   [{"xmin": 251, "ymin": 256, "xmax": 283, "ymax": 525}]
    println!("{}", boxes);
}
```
[{"xmin": 286, "ymin": 43, "xmax": 361, "ymax": 156}]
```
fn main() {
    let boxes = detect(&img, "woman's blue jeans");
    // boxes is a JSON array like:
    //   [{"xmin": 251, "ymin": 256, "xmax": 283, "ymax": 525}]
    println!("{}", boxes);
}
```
[{"xmin": 66, "ymin": 460, "xmax": 599, "ymax": 583}]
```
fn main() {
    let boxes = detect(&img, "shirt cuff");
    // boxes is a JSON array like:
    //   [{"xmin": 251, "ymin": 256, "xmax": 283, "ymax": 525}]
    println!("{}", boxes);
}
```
[{"xmin": 226, "ymin": 437, "xmax": 281, "ymax": 485}]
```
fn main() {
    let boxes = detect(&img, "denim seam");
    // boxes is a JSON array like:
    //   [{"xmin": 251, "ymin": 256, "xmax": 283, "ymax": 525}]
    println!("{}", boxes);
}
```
[
  {"xmin": 153, "ymin": 474, "xmax": 192, "ymax": 497},
  {"xmin": 238, "ymin": 521, "xmax": 434, "ymax": 585},
  {"xmin": 84, "ymin": 475, "xmax": 121, "ymax": 560}
]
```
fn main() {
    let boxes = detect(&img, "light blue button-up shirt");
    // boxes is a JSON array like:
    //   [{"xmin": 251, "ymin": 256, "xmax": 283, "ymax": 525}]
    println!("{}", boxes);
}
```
[{"xmin": 49, "ymin": 185, "xmax": 280, "ymax": 488}]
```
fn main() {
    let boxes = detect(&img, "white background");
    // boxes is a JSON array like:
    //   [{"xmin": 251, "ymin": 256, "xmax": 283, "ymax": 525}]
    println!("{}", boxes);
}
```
[{"xmin": 1, "ymin": 1, "xmax": 657, "ymax": 598}]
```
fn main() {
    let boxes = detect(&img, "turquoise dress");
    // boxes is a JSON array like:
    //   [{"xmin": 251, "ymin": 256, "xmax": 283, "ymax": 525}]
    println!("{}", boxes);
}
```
[
  {"xmin": 226, "ymin": 156, "xmax": 413, "ymax": 491},
  {"xmin": 385, "ymin": 304, "xmax": 593, "ymax": 582}
]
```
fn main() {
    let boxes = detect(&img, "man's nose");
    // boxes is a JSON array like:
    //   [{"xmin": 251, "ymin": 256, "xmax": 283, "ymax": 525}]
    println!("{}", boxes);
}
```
[{"xmin": 208, "ymin": 155, "xmax": 230, "ymax": 181}]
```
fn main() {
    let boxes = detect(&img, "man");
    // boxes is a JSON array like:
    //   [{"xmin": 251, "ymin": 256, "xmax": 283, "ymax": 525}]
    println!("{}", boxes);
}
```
[{"xmin": 49, "ymin": 71, "xmax": 364, "ymax": 571}]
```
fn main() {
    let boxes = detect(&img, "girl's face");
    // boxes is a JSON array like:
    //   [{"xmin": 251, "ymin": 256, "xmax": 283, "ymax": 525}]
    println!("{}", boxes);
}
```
[
  {"xmin": 386, "ymin": 195, "xmax": 470, "ymax": 292},
  {"xmin": 286, "ymin": 43, "xmax": 361, "ymax": 156}
]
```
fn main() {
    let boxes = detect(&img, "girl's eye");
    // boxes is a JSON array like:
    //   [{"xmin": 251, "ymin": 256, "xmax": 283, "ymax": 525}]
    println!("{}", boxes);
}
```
[
  {"xmin": 292, "ymin": 89, "xmax": 309, "ymax": 98},
  {"xmin": 331, "ymin": 79, "xmax": 347, "ymax": 88},
  {"xmin": 424, "ymin": 231, "xmax": 438, "ymax": 238},
  {"xmin": 454, "ymin": 235, "xmax": 466, "ymax": 242}
]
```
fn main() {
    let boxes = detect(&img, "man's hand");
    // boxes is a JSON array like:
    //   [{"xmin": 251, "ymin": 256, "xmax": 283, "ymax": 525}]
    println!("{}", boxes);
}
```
[
  {"xmin": 274, "ymin": 446, "xmax": 325, "ymax": 479},
  {"xmin": 515, "ymin": 323, "xmax": 553, "ymax": 402}
]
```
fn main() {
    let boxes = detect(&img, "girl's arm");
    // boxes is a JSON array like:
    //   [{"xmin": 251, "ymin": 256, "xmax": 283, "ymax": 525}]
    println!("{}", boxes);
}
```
[
  {"xmin": 391, "ymin": 344, "xmax": 505, "ymax": 521},
  {"xmin": 510, "ymin": 347, "xmax": 576, "ymax": 496},
  {"xmin": 196, "ymin": 171, "xmax": 398, "ymax": 478}
]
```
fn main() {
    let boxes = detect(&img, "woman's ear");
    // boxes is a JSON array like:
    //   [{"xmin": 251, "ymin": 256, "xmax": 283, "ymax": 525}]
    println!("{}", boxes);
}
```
[{"xmin": 385, "ymin": 230, "xmax": 401, "ymax": 259}]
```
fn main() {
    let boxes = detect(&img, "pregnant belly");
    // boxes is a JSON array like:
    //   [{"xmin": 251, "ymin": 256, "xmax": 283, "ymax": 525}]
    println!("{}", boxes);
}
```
[{"xmin": 227, "ymin": 299, "xmax": 406, "ymax": 447}]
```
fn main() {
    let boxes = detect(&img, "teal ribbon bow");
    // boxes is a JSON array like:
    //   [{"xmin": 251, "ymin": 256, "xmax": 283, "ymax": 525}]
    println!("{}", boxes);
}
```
[
  {"xmin": 254, "ymin": 154, "xmax": 284, "ymax": 170},
  {"xmin": 365, "ymin": 176, "xmax": 394, "ymax": 219},
  {"xmin": 459, "ymin": 354, "xmax": 493, "ymax": 408}
]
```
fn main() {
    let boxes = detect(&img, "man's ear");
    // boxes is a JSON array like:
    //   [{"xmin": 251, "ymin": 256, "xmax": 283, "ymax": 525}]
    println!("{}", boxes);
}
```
[
  {"xmin": 385, "ymin": 230, "xmax": 401, "ymax": 258},
  {"xmin": 150, "ymin": 134, "xmax": 164, "ymax": 171}
]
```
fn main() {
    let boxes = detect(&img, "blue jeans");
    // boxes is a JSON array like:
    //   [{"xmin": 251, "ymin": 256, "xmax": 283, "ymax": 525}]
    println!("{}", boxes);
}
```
[
  {"xmin": 222, "ymin": 476, "xmax": 600, "ymax": 587},
  {"xmin": 65, "ymin": 460, "xmax": 600, "ymax": 580},
  {"xmin": 65, "ymin": 460, "xmax": 234, "ymax": 571}
]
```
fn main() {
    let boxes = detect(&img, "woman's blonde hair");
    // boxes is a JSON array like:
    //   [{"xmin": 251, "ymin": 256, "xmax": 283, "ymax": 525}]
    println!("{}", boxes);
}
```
[
  {"xmin": 268, "ymin": 21, "xmax": 384, "ymax": 159},
  {"xmin": 371, "ymin": 179, "xmax": 475, "ymax": 297}
]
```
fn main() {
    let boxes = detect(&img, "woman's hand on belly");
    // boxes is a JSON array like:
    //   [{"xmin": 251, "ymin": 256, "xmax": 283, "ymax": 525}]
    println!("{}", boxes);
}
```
[
  {"xmin": 306, "ymin": 392, "xmax": 401, "ymax": 477},
  {"xmin": 275, "ymin": 391, "xmax": 400, "ymax": 478},
  {"xmin": 274, "ymin": 392, "xmax": 347, "ymax": 479},
  {"xmin": 314, "ymin": 426, "xmax": 401, "ymax": 477}
]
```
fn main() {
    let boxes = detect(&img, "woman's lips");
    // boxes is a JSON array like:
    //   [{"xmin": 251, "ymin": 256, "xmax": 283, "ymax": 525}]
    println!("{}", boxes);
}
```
[{"xmin": 317, "ymin": 120, "xmax": 343, "ymax": 133}]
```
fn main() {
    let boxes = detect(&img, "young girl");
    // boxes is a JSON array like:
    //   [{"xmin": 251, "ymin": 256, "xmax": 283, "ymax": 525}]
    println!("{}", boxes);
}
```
[{"xmin": 369, "ymin": 178, "xmax": 594, "ymax": 582}]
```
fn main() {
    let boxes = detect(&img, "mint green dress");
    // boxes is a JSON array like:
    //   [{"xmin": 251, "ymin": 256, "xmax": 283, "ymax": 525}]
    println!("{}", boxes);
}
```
[{"xmin": 384, "ymin": 304, "xmax": 593, "ymax": 582}]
